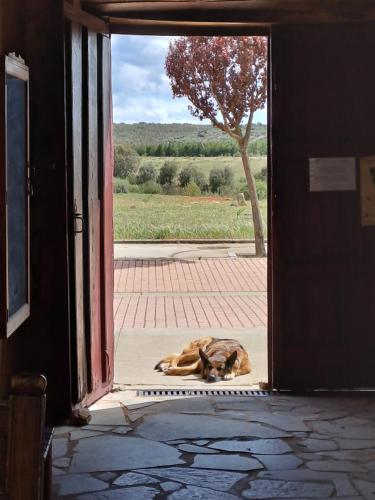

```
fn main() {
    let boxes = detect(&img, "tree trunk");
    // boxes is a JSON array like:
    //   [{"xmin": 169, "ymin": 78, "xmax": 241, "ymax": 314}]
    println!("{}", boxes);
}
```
[{"xmin": 239, "ymin": 145, "xmax": 266, "ymax": 257}]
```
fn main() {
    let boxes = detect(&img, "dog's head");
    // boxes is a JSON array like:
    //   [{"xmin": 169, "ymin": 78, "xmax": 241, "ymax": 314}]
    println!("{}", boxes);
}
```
[{"xmin": 199, "ymin": 349, "xmax": 237, "ymax": 382}]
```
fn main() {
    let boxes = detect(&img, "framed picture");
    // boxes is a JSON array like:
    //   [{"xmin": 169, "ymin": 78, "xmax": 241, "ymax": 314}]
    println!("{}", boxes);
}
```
[{"xmin": 0, "ymin": 53, "xmax": 30, "ymax": 337}]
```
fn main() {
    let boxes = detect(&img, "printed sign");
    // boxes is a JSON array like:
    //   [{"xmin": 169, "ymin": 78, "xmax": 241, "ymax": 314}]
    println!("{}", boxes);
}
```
[
  {"xmin": 309, "ymin": 157, "xmax": 356, "ymax": 192},
  {"xmin": 360, "ymin": 156, "xmax": 375, "ymax": 226}
]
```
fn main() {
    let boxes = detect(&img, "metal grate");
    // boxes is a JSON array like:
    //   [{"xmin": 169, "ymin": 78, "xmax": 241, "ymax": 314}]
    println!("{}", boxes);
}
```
[{"xmin": 137, "ymin": 389, "xmax": 273, "ymax": 397}]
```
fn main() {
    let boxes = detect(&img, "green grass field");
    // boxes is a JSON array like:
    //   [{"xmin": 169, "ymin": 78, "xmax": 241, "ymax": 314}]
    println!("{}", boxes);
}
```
[
  {"xmin": 139, "ymin": 155, "xmax": 266, "ymax": 183},
  {"xmin": 114, "ymin": 193, "xmax": 267, "ymax": 240}
]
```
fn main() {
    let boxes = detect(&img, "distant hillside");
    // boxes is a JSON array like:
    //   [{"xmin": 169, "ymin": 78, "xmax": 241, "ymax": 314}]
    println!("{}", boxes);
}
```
[{"xmin": 113, "ymin": 122, "xmax": 267, "ymax": 147}]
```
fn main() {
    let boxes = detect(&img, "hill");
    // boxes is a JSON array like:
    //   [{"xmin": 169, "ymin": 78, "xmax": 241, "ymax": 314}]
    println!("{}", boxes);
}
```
[{"xmin": 113, "ymin": 122, "xmax": 267, "ymax": 147}]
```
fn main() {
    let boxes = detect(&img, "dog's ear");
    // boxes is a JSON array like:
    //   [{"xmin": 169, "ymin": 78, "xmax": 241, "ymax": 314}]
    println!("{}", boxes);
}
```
[
  {"xmin": 199, "ymin": 348, "xmax": 209, "ymax": 365},
  {"xmin": 226, "ymin": 351, "xmax": 237, "ymax": 368}
]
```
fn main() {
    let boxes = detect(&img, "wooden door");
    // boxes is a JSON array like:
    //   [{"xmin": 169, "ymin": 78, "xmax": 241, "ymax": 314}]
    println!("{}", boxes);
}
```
[
  {"xmin": 98, "ymin": 34, "xmax": 115, "ymax": 387},
  {"xmin": 66, "ymin": 23, "xmax": 114, "ymax": 406},
  {"xmin": 271, "ymin": 23, "xmax": 375, "ymax": 389},
  {"xmin": 66, "ymin": 22, "xmax": 88, "ymax": 403}
]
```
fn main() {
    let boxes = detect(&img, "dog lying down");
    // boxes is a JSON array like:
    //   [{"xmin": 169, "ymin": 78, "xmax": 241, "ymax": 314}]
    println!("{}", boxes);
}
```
[{"xmin": 154, "ymin": 336, "xmax": 251, "ymax": 382}]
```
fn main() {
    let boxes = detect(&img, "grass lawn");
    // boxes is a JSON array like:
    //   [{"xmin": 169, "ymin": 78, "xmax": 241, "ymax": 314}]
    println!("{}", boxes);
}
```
[
  {"xmin": 114, "ymin": 193, "xmax": 267, "ymax": 240},
  {"xmin": 139, "ymin": 156, "xmax": 266, "ymax": 182}
]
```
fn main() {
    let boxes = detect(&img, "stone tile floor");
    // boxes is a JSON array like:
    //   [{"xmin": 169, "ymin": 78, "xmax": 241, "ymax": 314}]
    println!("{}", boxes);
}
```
[{"xmin": 53, "ymin": 391, "xmax": 375, "ymax": 499}]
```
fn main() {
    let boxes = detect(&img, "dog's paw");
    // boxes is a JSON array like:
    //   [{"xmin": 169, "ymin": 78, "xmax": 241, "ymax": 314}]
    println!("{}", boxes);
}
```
[
  {"xmin": 158, "ymin": 363, "xmax": 170, "ymax": 373},
  {"xmin": 224, "ymin": 372, "xmax": 235, "ymax": 381},
  {"xmin": 155, "ymin": 361, "xmax": 168, "ymax": 372}
]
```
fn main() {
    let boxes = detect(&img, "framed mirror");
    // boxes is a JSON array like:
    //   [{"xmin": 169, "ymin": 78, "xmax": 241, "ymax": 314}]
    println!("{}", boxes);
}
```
[{"xmin": 0, "ymin": 53, "xmax": 30, "ymax": 337}]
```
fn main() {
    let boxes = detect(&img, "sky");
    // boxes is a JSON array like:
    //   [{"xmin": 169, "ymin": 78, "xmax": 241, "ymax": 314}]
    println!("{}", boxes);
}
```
[{"xmin": 111, "ymin": 35, "xmax": 267, "ymax": 125}]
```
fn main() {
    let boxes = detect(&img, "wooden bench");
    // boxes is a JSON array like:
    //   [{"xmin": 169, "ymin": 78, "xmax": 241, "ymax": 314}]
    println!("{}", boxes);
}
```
[{"xmin": 0, "ymin": 374, "xmax": 53, "ymax": 500}]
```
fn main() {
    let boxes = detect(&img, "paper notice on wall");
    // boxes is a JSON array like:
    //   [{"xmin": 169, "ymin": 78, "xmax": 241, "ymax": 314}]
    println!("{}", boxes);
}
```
[
  {"xmin": 360, "ymin": 156, "xmax": 375, "ymax": 226},
  {"xmin": 309, "ymin": 157, "xmax": 356, "ymax": 192}
]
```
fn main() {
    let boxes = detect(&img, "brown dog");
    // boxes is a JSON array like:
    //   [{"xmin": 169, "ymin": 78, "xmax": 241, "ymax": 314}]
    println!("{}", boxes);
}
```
[{"xmin": 154, "ymin": 336, "xmax": 251, "ymax": 382}]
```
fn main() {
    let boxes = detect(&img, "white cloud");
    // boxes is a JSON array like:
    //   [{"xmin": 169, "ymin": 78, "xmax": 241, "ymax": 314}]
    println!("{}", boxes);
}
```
[
  {"xmin": 113, "ymin": 95, "xmax": 207, "ymax": 124},
  {"xmin": 111, "ymin": 35, "xmax": 267, "ymax": 125}
]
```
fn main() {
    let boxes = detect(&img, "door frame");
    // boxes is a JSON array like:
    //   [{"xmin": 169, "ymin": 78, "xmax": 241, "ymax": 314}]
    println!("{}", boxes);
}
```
[{"xmin": 109, "ymin": 27, "xmax": 274, "ymax": 389}]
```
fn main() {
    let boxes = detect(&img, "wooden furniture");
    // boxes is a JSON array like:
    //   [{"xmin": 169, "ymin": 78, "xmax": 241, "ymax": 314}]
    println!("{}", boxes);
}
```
[{"xmin": 0, "ymin": 374, "xmax": 53, "ymax": 500}]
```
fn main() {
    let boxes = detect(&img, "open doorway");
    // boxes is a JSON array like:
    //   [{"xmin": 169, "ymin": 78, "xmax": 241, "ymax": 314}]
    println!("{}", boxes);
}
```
[{"xmin": 111, "ymin": 34, "xmax": 269, "ymax": 390}]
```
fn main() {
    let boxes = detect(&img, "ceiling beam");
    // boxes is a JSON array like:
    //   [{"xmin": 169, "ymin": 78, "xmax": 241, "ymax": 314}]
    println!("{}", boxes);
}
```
[
  {"xmin": 64, "ymin": 1, "xmax": 110, "ymax": 33},
  {"xmin": 109, "ymin": 16, "xmax": 268, "ymax": 34},
  {"xmin": 82, "ymin": 0, "xmax": 375, "ymax": 24}
]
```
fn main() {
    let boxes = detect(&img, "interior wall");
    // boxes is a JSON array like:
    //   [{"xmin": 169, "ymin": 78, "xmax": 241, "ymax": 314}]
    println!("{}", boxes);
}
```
[{"xmin": 0, "ymin": 0, "xmax": 71, "ymax": 420}]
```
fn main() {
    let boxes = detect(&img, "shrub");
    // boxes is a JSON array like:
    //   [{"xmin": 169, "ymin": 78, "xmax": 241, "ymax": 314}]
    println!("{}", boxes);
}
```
[
  {"xmin": 136, "ymin": 164, "xmax": 157, "ymax": 184},
  {"xmin": 114, "ymin": 144, "xmax": 140, "ymax": 179},
  {"xmin": 113, "ymin": 178, "xmax": 129, "ymax": 193},
  {"xmin": 255, "ymin": 167, "xmax": 267, "ymax": 182},
  {"xmin": 223, "ymin": 166, "xmax": 234, "ymax": 187},
  {"xmin": 178, "ymin": 166, "xmax": 194, "ymax": 187},
  {"xmin": 128, "ymin": 173, "xmax": 138, "ymax": 185},
  {"xmin": 140, "ymin": 180, "xmax": 161, "ymax": 194},
  {"xmin": 179, "ymin": 166, "xmax": 207, "ymax": 191},
  {"xmin": 183, "ymin": 181, "xmax": 201, "ymax": 197},
  {"xmin": 194, "ymin": 171, "xmax": 209, "ymax": 192},
  {"xmin": 209, "ymin": 166, "xmax": 234, "ymax": 193},
  {"xmin": 128, "ymin": 184, "xmax": 140, "ymax": 193},
  {"xmin": 162, "ymin": 185, "xmax": 183, "ymax": 195},
  {"xmin": 235, "ymin": 178, "xmax": 267, "ymax": 201},
  {"xmin": 218, "ymin": 185, "xmax": 236, "ymax": 197},
  {"xmin": 158, "ymin": 160, "xmax": 178, "ymax": 185},
  {"xmin": 209, "ymin": 168, "xmax": 226, "ymax": 193},
  {"xmin": 256, "ymin": 179, "xmax": 267, "ymax": 200}
]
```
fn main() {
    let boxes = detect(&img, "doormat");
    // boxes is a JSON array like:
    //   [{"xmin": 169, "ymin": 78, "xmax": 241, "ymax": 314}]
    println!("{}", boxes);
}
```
[{"xmin": 136, "ymin": 389, "xmax": 274, "ymax": 397}]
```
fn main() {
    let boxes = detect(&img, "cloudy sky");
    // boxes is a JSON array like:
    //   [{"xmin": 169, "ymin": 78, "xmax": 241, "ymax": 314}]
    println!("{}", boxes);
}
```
[{"xmin": 111, "ymin": 35, "xmax": 267, "ymax": 125}]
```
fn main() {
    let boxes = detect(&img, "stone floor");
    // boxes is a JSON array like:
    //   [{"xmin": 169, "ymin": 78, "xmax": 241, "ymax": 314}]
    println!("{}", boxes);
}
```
[{"xmin": 53, "ymin": 391, "xmax": 375, "ymax": 499}]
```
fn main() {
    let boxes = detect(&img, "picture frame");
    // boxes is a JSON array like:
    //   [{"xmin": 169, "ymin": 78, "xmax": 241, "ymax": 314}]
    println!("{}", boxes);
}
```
[{"xmin": 0, "ymin": 53, "xmax": 30, "ymax": 337}]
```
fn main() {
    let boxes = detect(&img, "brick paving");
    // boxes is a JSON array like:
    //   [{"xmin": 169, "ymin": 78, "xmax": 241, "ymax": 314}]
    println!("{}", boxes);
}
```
[
  {"xmin": 114, "ymin": 258, "xmax": 267, "ymax": 330},
  {"xmin": 114, "ymin": 258, "xmax": 266, "ymax": 293}
]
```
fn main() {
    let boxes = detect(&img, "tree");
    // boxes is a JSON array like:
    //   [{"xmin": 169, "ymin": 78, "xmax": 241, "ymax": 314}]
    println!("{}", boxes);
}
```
[
  {"xmin": 136, "ymin": 164, "xmax": 157, "ymax": 184},
  {"xmin": 166, "ymin": 36, "xmax": 267, "ymax": 256},
  {"xmin": 114, "ymin": 144, "xmax": 140, "ymax": 179},
  {"xmin": 158, "ymin": 160, "xmax": 178, "ymax": 185}
]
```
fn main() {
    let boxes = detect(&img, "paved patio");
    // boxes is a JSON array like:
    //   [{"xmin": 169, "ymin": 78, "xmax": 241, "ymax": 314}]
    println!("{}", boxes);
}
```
[
  {"xmin": 113, "ymin": 255, "xmax": 268, "ymax": 388},
  {"xmin": 114, "ymin": 258, "xmax": 267, "ymax": 330},
  {"xmin": 53, "ymin": 391, "xmax": 375, "ymax": 498}
]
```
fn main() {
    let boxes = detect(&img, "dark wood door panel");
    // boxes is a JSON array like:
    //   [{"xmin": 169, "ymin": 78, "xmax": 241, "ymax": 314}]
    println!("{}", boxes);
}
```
[
  {"xmin": 84, "ymin": 30, "xmax": 102, "ymax": 395},
  {"xmin": 99, "ymin": 34, "xmax": 114, "ymax": 385},
  {"xmin": 66, "ymin": 22, "xmax": 88, "ymax": 403},
  {"xmin": 271, "ymin": 23, "xmax": 375, "ymax": 389},
  {"xmin": 67, "ymin": 25, "xmax": 114, "ymax": 406}
]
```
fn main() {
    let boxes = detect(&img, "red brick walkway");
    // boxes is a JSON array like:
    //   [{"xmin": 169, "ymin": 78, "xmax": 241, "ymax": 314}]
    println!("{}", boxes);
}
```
[{"xmin": 114, "ymin": 258, "xmax": 267, "ymax": 331}]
